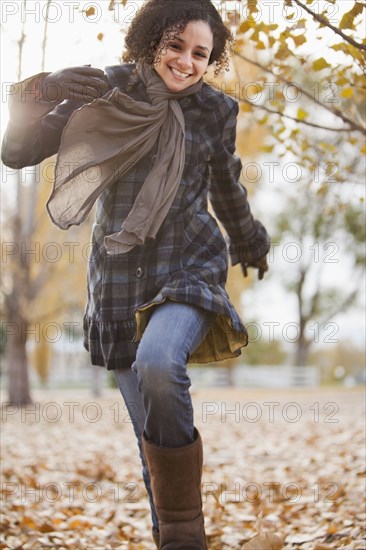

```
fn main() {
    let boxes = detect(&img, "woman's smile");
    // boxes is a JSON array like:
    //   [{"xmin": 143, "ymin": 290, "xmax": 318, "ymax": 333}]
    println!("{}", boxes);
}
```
[{"xmin": 169, "ymin": 66, "xmax": 192, "ymax": 79}]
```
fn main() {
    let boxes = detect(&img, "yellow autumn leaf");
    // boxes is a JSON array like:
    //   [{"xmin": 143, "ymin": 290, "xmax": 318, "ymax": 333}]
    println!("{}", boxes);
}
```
[
  {"xmin": 248, "ymin": 0, "xmax": 258, "ymax": 13},
  {"xmin": 68, "ymin": 518, "xmax": 92, "ymax": 529},
  {"xmin": 341, "ymin": 88, "xmax": 354, "ymax": 98},
  {"xmin": 339, "ymin": 2, "xmax": 364, "ymax": 30},
  {"xmin": 331, "ymin": 43, "xmax": 345, "ymax": 52},
  {"xmin": 239, "ymin": 19, "xmax": 255, "ymax": 34},
  {"xmin": 252, "ymin": 29, "xmax": 260, "ymax": 41},
  {"xmin": 331, "ymin": 41, "xmax": 364, "ymax": 62},
  {"xmin": 297, "ymin": 108, "xmax": 308, "ymax": 120},
  {"xmin": 276, "ymin": 45, "xmax": 291, "ymax": 60},
  {"xmin": 97, "ymin": 32, "xmax": 104, "ymax": 41},
  {"xmin": 347, "ymin": 43, "xmax": 365, "ymax": 62},
  {"xmin": 292, "ymin": 34, "xmax": 307, "ymax": 47},
  {"xmin": 361, "ymin": 146, "xmax": 366, "ymax": 155},
  {"xmin": 262, "ymin": 144, "xmax": 275, "ymax": 153},
  {"xmin": 21, "ymin": 516, "xmax": 38, "ymax": 529},
  {"xmin": 313, "ymin": 57, "xmax": 331, "ymax": 71},
  {"xmin": 85, "ymin": 6, "xmax": 95, "ymax": 17},
  {"xmin": 240, "ymin": 102, "xmax": 253, "ymax": 112},
  {"xmin": 316, "ymin": 184, "xmax": 329, "ymax": 196},
  {"xmin": 295, "ymin": 18, "xmax": 306, "ymax": 28},
  {"xmin": 258, "ymin": 115, "xmax": 268, "ymax": 125}
]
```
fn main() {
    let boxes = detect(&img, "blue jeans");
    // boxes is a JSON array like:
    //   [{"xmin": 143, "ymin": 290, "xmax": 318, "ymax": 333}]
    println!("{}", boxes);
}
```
[{"xmin": 113, "ymin": 301, "xmax": 212, "ymax": 532}]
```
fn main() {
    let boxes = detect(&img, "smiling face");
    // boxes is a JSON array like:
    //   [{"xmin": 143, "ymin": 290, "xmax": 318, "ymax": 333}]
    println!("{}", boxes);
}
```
[{"xmin": 154, "ymin": 20, "xmax": 213, "ymax": 92}]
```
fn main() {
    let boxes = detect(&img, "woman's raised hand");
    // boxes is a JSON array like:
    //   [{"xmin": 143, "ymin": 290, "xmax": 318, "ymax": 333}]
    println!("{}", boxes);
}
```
[
  {"xmin": 41, "ymin": 66, "xmax": 109, "ymax": 103},
  {"xmin": 241, "ymin": 256, "xmax": 269, "ymax": 281}
]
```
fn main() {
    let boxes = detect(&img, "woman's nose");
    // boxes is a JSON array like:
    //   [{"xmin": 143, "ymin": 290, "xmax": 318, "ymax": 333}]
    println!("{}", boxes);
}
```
[{"xmin": 177, "ymin": 52, "xmax": 192, "ymax": 69}]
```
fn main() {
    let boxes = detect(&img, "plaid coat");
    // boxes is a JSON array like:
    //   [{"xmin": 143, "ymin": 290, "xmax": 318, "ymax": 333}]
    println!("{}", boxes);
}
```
[{"xmin": 2, "ymin": 63, "xmax": 270, "ymax": 370}]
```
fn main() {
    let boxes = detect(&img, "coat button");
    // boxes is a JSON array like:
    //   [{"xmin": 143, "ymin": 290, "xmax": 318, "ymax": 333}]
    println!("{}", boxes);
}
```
[{"xmin": 136, "ymin": 267, "xmax": 144, "ymax": 278}]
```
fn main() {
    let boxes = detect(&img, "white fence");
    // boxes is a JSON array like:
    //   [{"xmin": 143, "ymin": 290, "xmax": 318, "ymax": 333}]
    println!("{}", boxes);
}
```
[
  {"xmin": 188, "ymin": 365, "xmax": 321, "ymax": 388},
  {"xmin": 23, "ymin": 337, "xmax": 321, "ymax": 389}
]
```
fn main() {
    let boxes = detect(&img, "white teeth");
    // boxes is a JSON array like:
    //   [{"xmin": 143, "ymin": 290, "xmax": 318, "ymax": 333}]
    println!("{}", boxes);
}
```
[{"xmin": 170, "ymin": 67, "xmax": 190, "ymax": 78}]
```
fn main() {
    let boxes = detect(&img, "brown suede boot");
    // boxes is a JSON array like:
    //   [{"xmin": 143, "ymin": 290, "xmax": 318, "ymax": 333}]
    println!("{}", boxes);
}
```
[{"xmin": 142, "ymin": 428, "xmax": 208, "ymax": 550}]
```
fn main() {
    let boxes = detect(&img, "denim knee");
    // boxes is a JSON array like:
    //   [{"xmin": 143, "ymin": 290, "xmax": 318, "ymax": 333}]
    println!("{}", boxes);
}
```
[{"xmin": 133, "ymin": 343, "xmax": 190, "ymax": 396}]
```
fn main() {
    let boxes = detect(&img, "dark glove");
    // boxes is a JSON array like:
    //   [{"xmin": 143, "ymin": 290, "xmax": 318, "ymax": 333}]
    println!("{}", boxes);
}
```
[
  {"xmin": 241, "ymin": 255, "xmax": 269, "ymax": 280},
  {"xmin": 41, "ymin": 66, "xmax": 109, "ymax": 103}
]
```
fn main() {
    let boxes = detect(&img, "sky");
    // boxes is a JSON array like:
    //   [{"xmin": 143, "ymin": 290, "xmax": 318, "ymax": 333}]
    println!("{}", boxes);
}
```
[{"xmin": 1, "ymin": 0, "xmax": 365, "ymax": 357}]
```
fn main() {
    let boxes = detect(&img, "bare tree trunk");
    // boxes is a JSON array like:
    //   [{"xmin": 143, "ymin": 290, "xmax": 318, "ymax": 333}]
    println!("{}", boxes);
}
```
[
  {"xmin": 5, "ymin": 209, "xmax": 33, "ymax": 405},
  {"xmin": 6, "ymin": 314, "xmax": 32, "ymax": 405},
  {"xmin": 4, "ymin": 0, "xmax": 53, "ymax": 404},
  {"xmin": 294, "ymin": 337, "xmax": 311, "ymax": 367}
]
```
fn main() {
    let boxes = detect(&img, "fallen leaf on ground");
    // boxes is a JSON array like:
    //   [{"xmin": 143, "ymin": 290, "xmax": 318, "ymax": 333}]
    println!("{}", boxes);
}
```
[{"xmin": 242, "ymin": 532, "xmax": 284, "ymax": 549}]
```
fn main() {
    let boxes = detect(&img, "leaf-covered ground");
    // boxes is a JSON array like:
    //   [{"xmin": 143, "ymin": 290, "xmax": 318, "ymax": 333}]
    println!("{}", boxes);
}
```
[{"xmin": 1, "ymin": 386, "xmax": 365, "ymax": 549}]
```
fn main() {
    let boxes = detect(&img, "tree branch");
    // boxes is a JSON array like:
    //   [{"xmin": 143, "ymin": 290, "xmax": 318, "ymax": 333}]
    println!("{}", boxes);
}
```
[
  {"xmin": 292, "ymin": 0, "xmax": 366, "ymax": 52},
  {"xmin": 228, "ymin": 56, "xmax": 360, "ymax": 133},
  {"xmin": 320, "ymin": 289, "xmax": 359, "ymax": 325},
  {"xmin": 41, "ymin": 0, "xmax": 52, "ymax": 71},
  {"xmin": 237, "ymin": 96, "xmax": 358, "ymax": 132},
  {"xmin": 233, "ymin": 52, "xmax": 366, "ymax": 134},
  {"xmin": 17, "ymin": 0, "xmax": 27, "ymax": 81}
]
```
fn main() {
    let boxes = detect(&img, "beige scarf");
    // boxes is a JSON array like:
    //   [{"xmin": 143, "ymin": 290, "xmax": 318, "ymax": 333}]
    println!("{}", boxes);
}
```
[{"xmin": 46, "ymin": 62, "xmax": 204, "ymax": 254}]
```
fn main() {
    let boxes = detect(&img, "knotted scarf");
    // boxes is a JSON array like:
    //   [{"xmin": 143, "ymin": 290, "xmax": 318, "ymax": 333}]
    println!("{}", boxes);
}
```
[{"xmin": 46, "ymin": 62, "xmax": 204, "ymax": 254}]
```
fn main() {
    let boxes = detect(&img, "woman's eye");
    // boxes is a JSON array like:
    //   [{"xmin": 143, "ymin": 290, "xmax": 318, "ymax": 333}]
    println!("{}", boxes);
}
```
[{"xmin": 168, "ymin": 43, "xmax": 207, "ymax": 59}]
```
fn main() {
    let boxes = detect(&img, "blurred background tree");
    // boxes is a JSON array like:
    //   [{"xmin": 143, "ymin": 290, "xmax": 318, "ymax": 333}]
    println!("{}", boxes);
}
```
[
  {"xmin": 271, "ymin": 162, "xmax": 365, "ymax": 366},
  {"xmin": 1, "ymin": 0, "xmax": 92, "ymax": 404}
]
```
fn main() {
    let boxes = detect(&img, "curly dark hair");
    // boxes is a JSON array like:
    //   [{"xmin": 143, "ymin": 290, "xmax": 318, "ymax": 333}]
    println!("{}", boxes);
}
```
[{"xmin": 122, "ymin": 0, "xmax": 234, "ymax": 77}]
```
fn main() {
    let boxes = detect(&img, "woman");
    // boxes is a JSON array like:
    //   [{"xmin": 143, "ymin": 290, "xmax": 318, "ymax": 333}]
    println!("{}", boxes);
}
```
[{"xmin": 2, "ymin": 1, "xmax": 270, "ymax": 547}]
